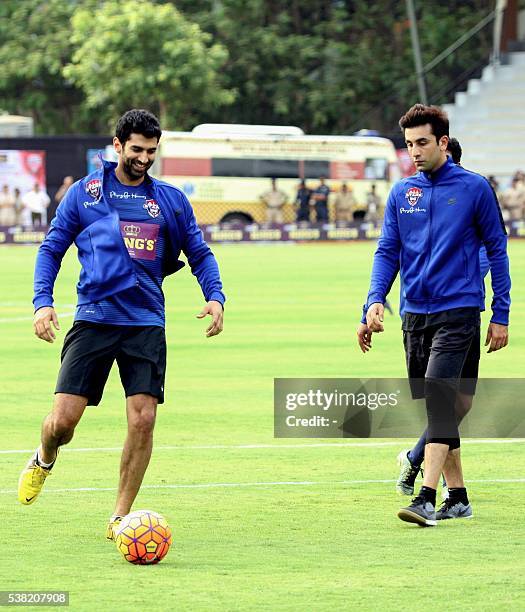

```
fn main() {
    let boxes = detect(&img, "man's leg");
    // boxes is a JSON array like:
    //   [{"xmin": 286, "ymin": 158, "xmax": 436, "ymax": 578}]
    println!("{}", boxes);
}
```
[
  {"xmin": 106, "ymin": 325, "xmax": 166, "ymax": 540},
  {"xmin": 408, "ymin": 431, "xmax": 427, "ymax": 467},
  {"xmin": 401, "ymin": 318, "xmax": 479, "ymax": 524},
  {"xmin": 422, "ymin": 441, "xmax": 450, "ymax": 489},
  {"xmin": 398, "ymin": 317, "xmax": 478, "ymax": 526},
  {"xmin": 396, "ymin": 327, "xmax": 429, "ymax": 496},
  {"xmin": 113, "ymin": 393, "xmax": 157, "ymax": 517},
  {"xmin": 18, "ymin": 393, "xmax": 87, "ymax": 504},
  {"xmin": 442, "ymin": 447, "xmax": 464, "ymax": 488},
  {"xmin": 406, "ymin": 393, "xmax": 471, "ymax": 472},
  {"xmin": 436, "ymin": 445, "xmax": 473, "ymax": 519},
  {"xmin": 435, "ymin": 394, "xmax": 474, "ymax": 519},
  {"xmin": 40, "ymin": 393, "xmax": 88, "ymax": 463},
  {"xmin": 435, "ymin": 331, "xmax": 479, "ymax": 512},
  {"xmin": 267, "ymin": 208, "xmax": 277, "ymax": 224}
]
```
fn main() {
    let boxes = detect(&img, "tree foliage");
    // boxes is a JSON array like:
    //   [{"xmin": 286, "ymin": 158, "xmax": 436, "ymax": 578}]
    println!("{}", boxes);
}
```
[
  {"xmin": 0, "ymin": 0, "xmax": 494, "ymax": 135},
  {"xmin": 0, "ymin": 0, "xmax": 93, "ymax": 134},
  {"xmin": 64, "ymin": 1, "xmax": 234, "ymax": 130}
]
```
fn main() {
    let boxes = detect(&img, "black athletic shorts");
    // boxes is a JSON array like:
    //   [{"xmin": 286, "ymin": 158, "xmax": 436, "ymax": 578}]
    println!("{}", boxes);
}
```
[
  {"xmin": 403, "ymin": 308, "xmax": 481, "ymax": 399},
  {"xmin": 55, "ymin": 322, "xmax": 166, "ymax": 406}
]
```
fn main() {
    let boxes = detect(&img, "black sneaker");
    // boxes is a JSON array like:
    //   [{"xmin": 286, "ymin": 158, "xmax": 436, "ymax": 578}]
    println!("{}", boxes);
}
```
[
  {"xmin": 396, "ymin": 450, "xmax": 421, "ymax": 496},
  {"xmin": 436, "ymin": 499, "xmax": 473, "ymax": 521},
  {"xmin": 398, "ymin": 495, "xmax": 437, "ymax": 527}
]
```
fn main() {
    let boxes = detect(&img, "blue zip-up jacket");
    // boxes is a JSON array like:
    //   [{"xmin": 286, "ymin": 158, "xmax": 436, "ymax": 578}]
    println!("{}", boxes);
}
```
[
  {"xmin": 33, "ymin": 159, "xmax": 225, "ymax": 312},
  {"xmin": 363, "ymin": 157, "xmax": 510, "ymax": 325}
]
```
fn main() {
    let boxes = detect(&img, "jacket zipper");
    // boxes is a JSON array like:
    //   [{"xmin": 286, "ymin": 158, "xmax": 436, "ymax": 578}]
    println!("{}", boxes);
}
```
[{"xmin": 421, "ymin": 184, "xmax": 433, "ymax": 312}]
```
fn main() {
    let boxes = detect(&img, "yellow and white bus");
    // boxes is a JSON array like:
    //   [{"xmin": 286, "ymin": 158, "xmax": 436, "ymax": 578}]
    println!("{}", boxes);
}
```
[{"xmin": 156, "ymin": 124, "xmax": 400, "ymax": 224}]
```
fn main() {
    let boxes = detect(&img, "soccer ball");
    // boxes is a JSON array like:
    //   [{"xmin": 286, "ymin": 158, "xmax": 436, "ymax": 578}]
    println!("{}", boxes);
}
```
[{"xmin": 115, "ymin": 510, "xmax": 172, "ymax": 565}]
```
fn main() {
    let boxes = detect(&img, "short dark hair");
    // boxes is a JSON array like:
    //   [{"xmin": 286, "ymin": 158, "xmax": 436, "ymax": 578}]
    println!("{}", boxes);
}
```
[
  {"xmin": 446, "ymin": 137, "xmax": 462, "ymax": 164},
  {"xmin": 115, "ymin": 109, "xmax": 162, "ymax": 144},
  {"xmin": 398, "ymin": 104, "xmax": 449, "ymax": 142}
]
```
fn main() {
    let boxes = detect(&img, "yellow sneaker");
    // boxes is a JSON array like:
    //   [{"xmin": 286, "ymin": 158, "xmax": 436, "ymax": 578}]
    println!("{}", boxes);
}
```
[
  {"xmin": 18, "ymin": 452, "xmax": 53, "ymax": 505},
  {"xmin": 106, "ymin": 516, "xmax": 123, "ymax": 541}
]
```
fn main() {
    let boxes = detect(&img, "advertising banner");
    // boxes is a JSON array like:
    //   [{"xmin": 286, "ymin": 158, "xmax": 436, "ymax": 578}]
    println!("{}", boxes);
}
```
[
  {"xmin": 0, "ymin": 150, "xmax": 46, "ymax": 193},
  {"xmin": 1, "ymin": 220, "xmax": 523, "ymax": 245}
]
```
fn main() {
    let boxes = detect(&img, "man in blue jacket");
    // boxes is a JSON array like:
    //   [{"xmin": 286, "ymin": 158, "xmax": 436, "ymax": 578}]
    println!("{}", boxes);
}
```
[
  {"xmin": 362, "ymin": 104, "xmax": 510, "ymax": 527},
  {"xmin": 358, "ymin": 138, "xmax": 492, "ymax": 501},
  {"xmin": 18, "ymin": 109, "xmax": 226, "ymax": 540}
]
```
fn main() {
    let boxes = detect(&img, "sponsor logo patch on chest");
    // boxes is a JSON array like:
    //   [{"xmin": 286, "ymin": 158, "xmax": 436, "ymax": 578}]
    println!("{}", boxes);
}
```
[
  {"xmin": 120, "ymin": 221, "xmax": 160, "ymax": 261},
  {"xmin": 405, "ymin": 187, "xmax": 423, "ymax": 206},
  {"xmin": 143, "ymin": 199, "xmax": 160, "ymax": 218},
  {"xmin": 85, "ymin": 179, "xmax": 102, "ymax": 200},
  {"xmin": 400, "ymin": 186, "xmax": 427, "ymax": 214}
]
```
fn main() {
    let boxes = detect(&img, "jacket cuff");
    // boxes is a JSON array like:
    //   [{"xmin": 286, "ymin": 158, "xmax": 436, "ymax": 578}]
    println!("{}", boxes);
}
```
[
  {"xmin": 360, "ymin": 304, "xmax": 367, "ymax": 325},
  {"xmin": 33, "ymin": 296, "xmax": 54, "ymax": 312},
  {"xmin": 490, "ymin": 310, "xmax": 509, "ymax": 326},
  {"xmin": 207, "ymin": 292, "xmax": 226, "ymax": 308},
  {"xmin": 366, "ymin": 294, "xmax": 385, "ymax": 308}
]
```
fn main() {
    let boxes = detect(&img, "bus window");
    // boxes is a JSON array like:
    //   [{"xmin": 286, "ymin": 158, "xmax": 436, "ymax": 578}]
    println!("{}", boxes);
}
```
[
  {"xmin": 158, "ymin": 128, "xmax": 399, "ymax": 224},
  {"xmin": 364, "ymin": 158, "xmax": 389, "ymax": 180}
]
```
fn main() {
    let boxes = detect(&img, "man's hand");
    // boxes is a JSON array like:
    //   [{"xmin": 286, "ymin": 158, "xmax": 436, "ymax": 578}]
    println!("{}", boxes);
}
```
[
  {"xmin": 33, "ymin": 306, "xmax": 60, "ymax": 343},
  {"xmin": 357, "ymin": 323, "xmax": 373, "ymax": 353},
  {"xmin": 485, "ymin": 322, "xmax": 509, "ymax": 353},
  {"xmin": 196, "ymin": 300, "xmax": 224, "ymax": 337},
  {"xmin": 366, "ymin": 302, "xmax": 385, "ymax": 332}
]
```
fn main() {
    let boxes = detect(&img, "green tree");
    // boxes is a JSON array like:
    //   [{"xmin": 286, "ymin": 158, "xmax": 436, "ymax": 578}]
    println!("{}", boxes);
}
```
[
  {"xmin": 171, "ymin": 0, "xmax": 493, "ymax": 134},
  {"xmin": 0, "ymin": 0, "xmax": 98, "ymax": 134},
  {"xmin": 0, "ymin": 0, "xmax": 494, "ymax": 135},
  {"xmin": 64, "ymin": 0, "xmax": 235, "ymax": 130}
]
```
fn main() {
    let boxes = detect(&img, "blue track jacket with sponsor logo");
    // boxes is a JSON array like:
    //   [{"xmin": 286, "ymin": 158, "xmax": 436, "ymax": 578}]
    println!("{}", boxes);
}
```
[
  {"xmin": 363, "ymin": 157, "xmax": 510, "ymax": 325},
  {"xmin": 33, "ymin": 159, "xmax": 225, "ymax": 312}
]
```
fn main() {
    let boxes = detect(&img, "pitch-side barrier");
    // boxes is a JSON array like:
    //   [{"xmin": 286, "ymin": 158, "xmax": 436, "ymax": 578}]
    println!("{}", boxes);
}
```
[{"xmin": 1, "ymin": 220, "xmax": 524, "ymax": 245}]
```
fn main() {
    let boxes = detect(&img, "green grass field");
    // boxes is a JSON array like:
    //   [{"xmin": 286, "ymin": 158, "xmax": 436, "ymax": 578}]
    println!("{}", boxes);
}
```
[{"xmin": 1, "ymin": 242, "xmax": 524, "ymax": 611}]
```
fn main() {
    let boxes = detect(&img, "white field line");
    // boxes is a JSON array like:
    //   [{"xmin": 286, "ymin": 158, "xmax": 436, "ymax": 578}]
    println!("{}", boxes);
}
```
[
  {"xmin": 1, "ymin": 478, "xmax": 525, "ymax": 495},
  {"xmin": 1, "ymin": 438, "xmax": 523, "ymax": 455},
  {"xmin": 0, "ymin": 304, "xmax": 76, "ymax": 323}
]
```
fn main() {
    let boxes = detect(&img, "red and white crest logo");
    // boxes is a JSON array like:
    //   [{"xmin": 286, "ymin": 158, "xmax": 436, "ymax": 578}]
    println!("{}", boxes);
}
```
[
  {"xmin": 405, "ymin": 187, "xmax": 423, "ymax": 207},
  {"xmin": 26, "ymin": 153, "xmax": 43, "ymax": 174},
  {"xmin": 86, "ymin": 179, "xmax": 102, "ymax": 200},
  {"xmin": 144, "ymin": 199, "xmax": 160, "ymax": 218}
]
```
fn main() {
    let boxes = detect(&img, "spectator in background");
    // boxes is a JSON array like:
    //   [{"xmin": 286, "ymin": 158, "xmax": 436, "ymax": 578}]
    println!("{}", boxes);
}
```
[
  {"xmin": 365, "ymin": 184, "xmax": 382, "ymax": 223},
  {"xmin": 312, "ymin": 176, "xmax": 330, "ymax": 222},
  {"xmin": 13, "ymin": 187, "xmax": 24, "ymax": 225},
  {"xmin": 260, "ymin": 178, "xmax": 287, "ymax": 224},
  {"xmin": 487, "ymin": 175, "xmax": 500, "ymax": 195},
  {"xmin": 22, "ymin": 183, "xmax": 51, "ymax": 227},
  {"xmin": 0, "ymin": 184, "xmax": 16, "ymax": 226},
  {"xmin": 55, "ymin": 176, "xmax": 74, "ymax": 207},
  {"xmin": 514, "ymin": 170, "xmax": 525, "ymax": 184},
  {"xmin": 295, "ymin": 180, "xmax": 311, "ymax": 222},
  {"xmin": 501, "ymin": 177, "xmax": 525, "ymax": 221},
  {"xmin": 334, "ymin": 183, "xmax": 357, "ymax": 222}
]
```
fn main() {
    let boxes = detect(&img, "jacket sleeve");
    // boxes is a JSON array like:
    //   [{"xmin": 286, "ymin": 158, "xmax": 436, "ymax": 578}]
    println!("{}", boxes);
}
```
[
  {"xmin": 180, "ymin": 194, "xmax": 226, "ymax": 306},
  {"xmin": 33, "ymin": 183, "xmax": 81, "ymax": 311},
  {"xmin": 474, "ymin": 180, "xmax": 511, "ymax": 325},
  {"xmin": 363, "ymin": 187, "xmax": 401, "ymax": 316}
]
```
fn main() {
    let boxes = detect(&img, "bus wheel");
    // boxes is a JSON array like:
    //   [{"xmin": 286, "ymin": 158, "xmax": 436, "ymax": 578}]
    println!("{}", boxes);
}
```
[{"xmin": 220, "ymin": 212, "xmax": 253, "ymax": 224}]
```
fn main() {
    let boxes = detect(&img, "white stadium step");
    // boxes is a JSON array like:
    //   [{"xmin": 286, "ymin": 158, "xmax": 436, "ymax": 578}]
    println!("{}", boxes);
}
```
[{"xmin": 442, "ymin": 52, "xmax": 525, "ymax": 184}]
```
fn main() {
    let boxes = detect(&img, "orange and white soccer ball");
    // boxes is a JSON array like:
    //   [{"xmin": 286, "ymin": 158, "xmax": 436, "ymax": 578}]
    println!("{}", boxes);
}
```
[{"xmin": 115, "ymin": 510, "xmax": 172, "ymax": 565}]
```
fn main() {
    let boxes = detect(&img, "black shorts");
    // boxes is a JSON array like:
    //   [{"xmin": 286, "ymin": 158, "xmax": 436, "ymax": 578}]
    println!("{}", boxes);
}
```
[
  {"xmin": 403, "ymin": 314, "xmax": 480, "ymax": 399},
  {"xmin": 55, "ymin": 322, "xmax": 166, "ymax": 406}
]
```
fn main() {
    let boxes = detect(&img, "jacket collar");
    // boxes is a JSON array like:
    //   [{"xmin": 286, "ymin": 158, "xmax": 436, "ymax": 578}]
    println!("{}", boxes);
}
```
[
  {"xmin": 419, "ymin": 156, "xmax": 455, "ymax": 183},
  {"xmin": 100, "ymin": 156, "xmax": 154, "ymax": 186},
  {"xmin": 98, "ymin": 157, "xmax": 157, "ymax": 204}
]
